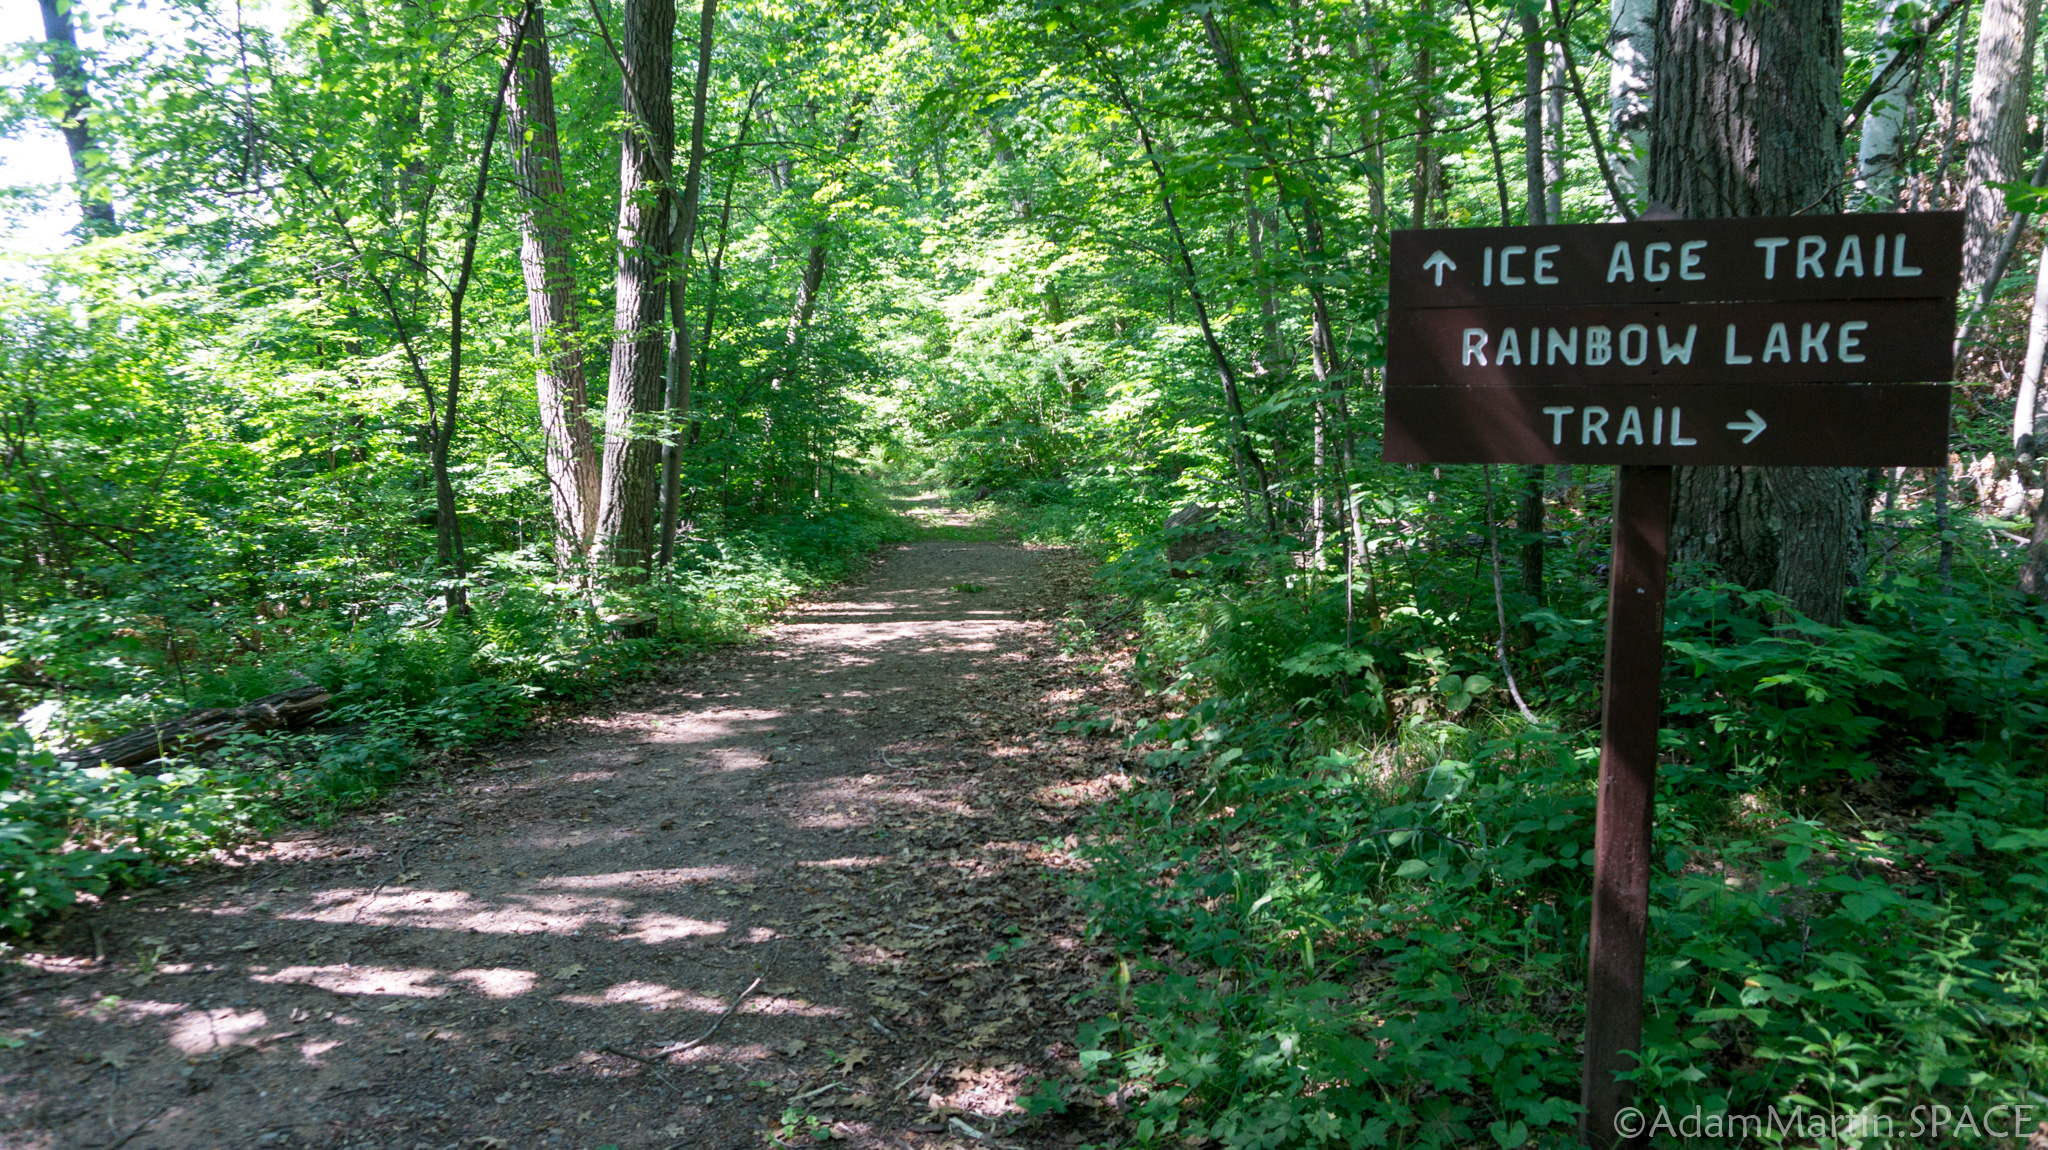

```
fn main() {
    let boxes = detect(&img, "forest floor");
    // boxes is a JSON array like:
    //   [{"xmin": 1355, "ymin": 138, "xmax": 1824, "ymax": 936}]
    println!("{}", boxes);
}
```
[{"xmin": 0, "ymin": 497, "xmax": 1135, "ymax": 1150}]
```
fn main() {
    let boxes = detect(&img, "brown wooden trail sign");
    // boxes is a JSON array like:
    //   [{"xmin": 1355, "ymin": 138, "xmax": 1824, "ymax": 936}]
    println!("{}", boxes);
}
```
[{"xmin": 1382, "ymin": 212, "xmax": 1962, "ymax": 1148}]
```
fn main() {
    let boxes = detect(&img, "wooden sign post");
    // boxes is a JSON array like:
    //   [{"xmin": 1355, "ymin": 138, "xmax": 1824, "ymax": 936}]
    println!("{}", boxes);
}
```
[{"xmin": 1382, "ymin": 213, "xmax": 1963, "ymax": 1148}]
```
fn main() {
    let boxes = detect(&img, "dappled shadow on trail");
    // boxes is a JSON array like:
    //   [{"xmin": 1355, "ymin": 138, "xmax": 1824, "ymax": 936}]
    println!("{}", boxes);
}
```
[{"xmin": 0, "ymin": 515, "xmax": 1125, "ymax": 1150}]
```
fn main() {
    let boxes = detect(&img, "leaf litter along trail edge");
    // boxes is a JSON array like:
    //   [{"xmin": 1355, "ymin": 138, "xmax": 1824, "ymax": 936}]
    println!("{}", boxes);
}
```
[{"xmin": 0, "ymin": 512, "xmax": 1127, "ymax": 1150}]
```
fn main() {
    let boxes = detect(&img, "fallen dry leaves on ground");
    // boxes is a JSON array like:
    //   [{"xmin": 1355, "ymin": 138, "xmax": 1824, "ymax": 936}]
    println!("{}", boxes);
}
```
[{"xmin": 0, "ymin": 503, "xmax": 1148, "ymax": 1150}]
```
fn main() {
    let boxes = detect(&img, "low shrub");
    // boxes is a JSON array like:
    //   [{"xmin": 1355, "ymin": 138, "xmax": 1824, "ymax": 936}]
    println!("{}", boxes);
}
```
[{"xmin": 0, "ymin": 491, "xmax": 912, "ymax": 932}]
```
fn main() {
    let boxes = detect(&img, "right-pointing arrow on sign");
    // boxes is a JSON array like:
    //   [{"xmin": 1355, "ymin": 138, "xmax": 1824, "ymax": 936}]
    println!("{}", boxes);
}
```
[{"xmin": 1726, "ymin": 410, "xmax": 1768, "ymax": 444}]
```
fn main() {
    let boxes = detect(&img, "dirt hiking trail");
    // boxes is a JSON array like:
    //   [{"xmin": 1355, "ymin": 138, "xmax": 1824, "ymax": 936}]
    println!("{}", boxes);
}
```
[{"xmin": 1, "ymin": 501, "xmax": 1131, "ymax": 1150}]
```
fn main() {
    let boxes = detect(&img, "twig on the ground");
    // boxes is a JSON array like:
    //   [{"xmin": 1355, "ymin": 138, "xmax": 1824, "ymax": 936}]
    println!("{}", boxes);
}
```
[
  {"xmin": 791, "ymin": 1079, "xmax": 848, "ymax": 1102},
  {"xmin": 600, "ymin": 1043, "xmax": 662, "ymax": 1066},
  {"xmin": 949, "ymin": 1115, "xmax": 995, "ymax": 1143},
  {"xmin": 890, "ymin": 1056, "xmax": 936, "ymax": 1093},
  {"xmin": 600, "ymin": 1045, "xmax": 687, "ymax": 1094},
  {"xmin": 101, "ymin": 1105, "xmax": 170, "ymax": 1150},
  {"xmin": 655, "ymin": 975, "xmax": 762, "ymax": 1055}
]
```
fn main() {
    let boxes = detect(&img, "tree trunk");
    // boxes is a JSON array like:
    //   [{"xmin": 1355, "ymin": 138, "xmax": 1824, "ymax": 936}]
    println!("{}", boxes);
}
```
[
  {"xmin": 594, "ymin": 0, "xmax": 676, "ymax": 578},
  {"xmin": 1854, "ymin": 0, "xmax": 1916, "ymax": 207},
  {"xmin": 1959, "ymin": 0, "xmax": 2041, "ymax": 292},
  {"xmin": 1412, "ymin": 3, "xmax": 1436, "ymax": 228},
  {"xmin": 1607, "ymin": 0, "xmax": 1655, "ymax": 208},
  {"xmin": 1652, "ymin": 0, "xmax": 1863, "ymax": 625},
  {"xmin": 786, "ymin": 245, "xmax": 829, "ymax": 344},
  {"xmin": 694, "ymin": 85, "xmax": 763, "ymax": 433},
  {"xmin": 505, "ymin": 8, "xmax": 599, "ymax": 563},
  {"xmin": 1515, "ymin": 5, "xmax": 1550, "ymax": 612},
  {"xmin": 1546, "ymin": 48, "xmax": 1566, "ymax": 220},
  {"xmin": 37, "ymin": 0, "xmax": 117, "ymax": 233},
  {"xmin": 1244, "ymin": 184, "xmax": 1283, "ymax": 373},
  {"xmin": 1522, "ymin": 3, "xmax": 1548, "ymax": 225},
  {"xmin": 1101, "ymin": 64, "xmax": 1275, "ymax": 533},
  {"xmin": 2016, "ymin": 250, "xmax": 2048, "ymax": 458},
  {"xmin": 432, "ymin": 4, "xmax": 531, "ymax": 617},
  {"xmin": 659, "ymin": 0, "xmax": 720, "ymax": 567}
]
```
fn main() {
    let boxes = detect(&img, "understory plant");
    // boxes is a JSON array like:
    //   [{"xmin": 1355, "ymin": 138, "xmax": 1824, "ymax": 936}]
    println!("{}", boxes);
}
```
[{"xmin": 1063, "ymin": 514, "xmax": 2048, "ymax": 1150}]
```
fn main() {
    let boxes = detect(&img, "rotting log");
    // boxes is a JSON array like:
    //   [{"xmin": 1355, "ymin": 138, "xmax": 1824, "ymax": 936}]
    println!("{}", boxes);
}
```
[
  {"xmin": 56, "ymin": 684, "xmax": 331, "ymax": 774},
  {"xmin": 1164, "ymin": 503, "xmax": 1246, "ymax": 576}
]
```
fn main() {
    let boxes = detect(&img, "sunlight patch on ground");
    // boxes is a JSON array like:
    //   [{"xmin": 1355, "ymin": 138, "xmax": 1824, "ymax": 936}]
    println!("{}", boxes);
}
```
[
  {"xmin": 557, "ymin": 981, "xmax": 721, "ymax": 1013},
  {"xmin": 256, "ymin": 965, "xmax": 445, "ymax": 997},
  {"xmin": 108, "ymin": 998, "xmax": 189, "ymax": 1023},
  {"xmin": 297, "ymin": 1037, "xmax": 345, "ymax": 1064},
  {"xmin": 536, "ymin": 867, "xmax": 751, "ymax": 890},
  {"xmin": 617, "ymin": 912, "xmax": 730, "ymax": 944},
  {"xmin": 448, "ymin": 967, "xmax": 538, "ymax": 998},
  {"xmin": 288, "ymin": 888, "xmax": 637, "ymax": 935},
  {"xmin": 168, "ymin": 1007, "xmax": 269, "ymax": 1054}
]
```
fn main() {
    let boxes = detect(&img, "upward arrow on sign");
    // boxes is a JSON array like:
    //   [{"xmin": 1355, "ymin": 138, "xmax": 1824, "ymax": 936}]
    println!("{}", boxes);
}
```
[{"xmin": 1384, "ymin": 212, "xmax": 1958, "ymax": 468}]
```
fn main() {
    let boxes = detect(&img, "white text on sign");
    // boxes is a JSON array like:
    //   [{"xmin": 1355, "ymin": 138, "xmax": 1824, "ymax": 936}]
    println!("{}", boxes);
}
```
[
  {"xmin": 1457, "ymin": 322, "xmax": 1868, "ymax": 367},
  {"xmin": 1468, "ymin": 233, "xmax": 1926, "ymax": 288}
]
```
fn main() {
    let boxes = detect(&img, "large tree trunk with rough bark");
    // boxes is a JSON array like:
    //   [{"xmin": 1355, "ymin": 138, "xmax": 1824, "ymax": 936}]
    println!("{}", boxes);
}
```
[
  {"xmin": 38, "ymin": 0, "xmax": 117, "ymax": 233},
  {"xmin": 1959, "ymin": 0, "xmax": 2041, "ymax": 292},
  {"xmin": 505, "ymin": 9, "xmax": 599, "ymax": 564},
  {"xmin": 594, "ymin": 0, "xmax": 676, "ymax": 578},
  {"xmin": 1652, "ymin": 0, "xmax": 1864, "ymax": 625}
]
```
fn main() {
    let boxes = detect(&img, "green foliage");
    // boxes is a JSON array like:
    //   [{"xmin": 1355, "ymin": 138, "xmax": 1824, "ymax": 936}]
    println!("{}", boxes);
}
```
[
  {"xmin": 0, "ymin": 731, "xmax": 270, "ymax": 934},
  {"xmin": 1061, "ymin": 501, "xmax": 2048, "ymax": 1149},
  {"xmin": 0, "ymin": 493, "xmax": 906, "ymax": 930}
]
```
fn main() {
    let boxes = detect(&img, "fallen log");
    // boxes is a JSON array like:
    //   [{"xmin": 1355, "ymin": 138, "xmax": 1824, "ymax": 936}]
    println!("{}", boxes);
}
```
[
  {"xmin": 1164, "ymin": 503, "xmax": 1246, "ymax": 576},
  {"xmin": 57, "ymin": 684, "xmax": 331, "ymax": 774}
]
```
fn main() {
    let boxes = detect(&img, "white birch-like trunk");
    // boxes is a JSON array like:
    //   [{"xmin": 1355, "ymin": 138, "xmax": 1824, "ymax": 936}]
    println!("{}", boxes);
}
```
[
  {"xmin": 2014, "ymin": 251, "xmax": 2048, "ymax": 452},
  {"xmin": 1854, "ymin": 0, "xmax": 1915, "ymax": 208},
  {"xmin": 1605, "ymin": 0, "xmax": 1654, "ymax": 211}
]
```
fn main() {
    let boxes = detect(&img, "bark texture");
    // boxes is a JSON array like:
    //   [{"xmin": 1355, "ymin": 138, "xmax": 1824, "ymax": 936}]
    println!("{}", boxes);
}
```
[
  {"xmin": 594, "ymin": 0, "xmax": 676, "ymax": 577},
  {"xmin": 1853, "ymin": 0, "xmax": 1914, "ymax": 207},
  {"xmin": 38, "ymin": 0, "xmax": 117, "ymax": 233},
  {"xmin": 1411, "ymin": 0, "xmax": 1437, "ymax": 227},
  {"xmin": 1651, "ymin": 0, "xmax": 1863, "ymax": 624},
  {"xmin": 1606, "ymin": 0, "xmax": 1655, "ymax": 205},
  {"xmin": 1959, "ymin": 0, "xmax": 2041, "ymax": 291},
  {"xmin": 1522, "ymin": 3, "xmax": 1549, "ymax": 225},
  {"xmin": 1545, "ymin": 48, "xmax": 1566, "ymax": 220},
  {"xmin": 1648, "ymin": 0, "xmax": 1843, "ymax": 217},
  {"xmin": 505, "ymin": 9, "xmax": 599, "ymax": 562}
]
